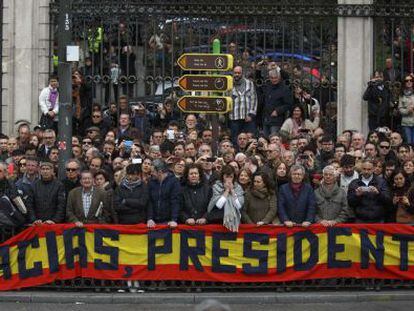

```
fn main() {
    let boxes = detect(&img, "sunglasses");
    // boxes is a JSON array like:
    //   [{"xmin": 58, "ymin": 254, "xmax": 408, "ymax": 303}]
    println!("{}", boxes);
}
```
[
  {"xmin": 379, "ymin": 145, "xmax": 390, "ymax": 149},
  {"xmin": 19, "ymin": 163, "xmax": 26, "ymax": 167},
  {"xmin": 82, "ymin": 141, "xmax": 92, "ymax": 144},
  {"xmin": 92, "ymin": 115, "xmax": 101, "ymax": 118},
  {"xmin": 405, "ymin": 79, "xmax": 413, "ymax": 82},
  {"xmin": 66, "ymin": 168, "xmax": 78, "ymax": 172}
]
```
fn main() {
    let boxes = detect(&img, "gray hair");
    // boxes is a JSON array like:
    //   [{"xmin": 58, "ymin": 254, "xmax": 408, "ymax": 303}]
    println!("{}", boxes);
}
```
[
  {"xmin": 290, "ymin": 164, "xmax": 306, "ymax": 176},
  {"xmin": 268, "ymin": 68, "xmax": 281, "ymax": 79},
  {"xmin": 322, "ymin": 165, "xmax": 336, "ymax": 175},
  {"xmin": 195, "ymin": 299, "xmax": 231, "ymax": 311},
  {"xmin": 65, "ymin": 158, "xmax": 81, "ymax": 169}
]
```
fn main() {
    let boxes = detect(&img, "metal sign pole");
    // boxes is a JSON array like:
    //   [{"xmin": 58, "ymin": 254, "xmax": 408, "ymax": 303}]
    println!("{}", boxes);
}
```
[{"xmin": 57, "ymin": 0, "xmax": 73, "ymax": 179}]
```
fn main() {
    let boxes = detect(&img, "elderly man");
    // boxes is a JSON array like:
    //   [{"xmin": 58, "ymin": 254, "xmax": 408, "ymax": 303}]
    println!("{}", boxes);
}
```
[
  {"xmin": 351, "ymin": 132, "xmax": 365, "ymax": 151},
  {"xmin": 262, "ymin": 68, "xmax": 293, "ymax": 137},
  {"xmin": 347, "ymin": 159, "xmax": 391, "ymax": 223},
  {"xmin": 315, "ymin": 165, "xmax": 350, "ymax": 226},
  {"xmin": 66, "ymin": 170, "xmax": 115, "ymax": 226}
]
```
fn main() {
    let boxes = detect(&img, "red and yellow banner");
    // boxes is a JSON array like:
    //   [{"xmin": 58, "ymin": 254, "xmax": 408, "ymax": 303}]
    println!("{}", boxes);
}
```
[{"xmin": 1, "ymin": 224, "xmax": 414, "ymax": 291}]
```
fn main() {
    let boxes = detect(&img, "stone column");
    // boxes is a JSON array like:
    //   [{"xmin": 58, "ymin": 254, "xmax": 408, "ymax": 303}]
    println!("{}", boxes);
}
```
[
  {"xmin": 2, "ymin": 0, "xmax": 51, "ymax": 135},
  {"xmin": 337, "ymin": 0, "xmax": 373, "ymax": 135}
]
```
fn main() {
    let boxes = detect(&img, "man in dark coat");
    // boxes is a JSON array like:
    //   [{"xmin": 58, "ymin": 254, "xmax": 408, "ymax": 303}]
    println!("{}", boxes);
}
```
[
  {"xmin": 347, "ymin": 159, "xmax": 392, "ymax": 223},
  {"xmin": 261, "ymin": 68, "xmax": 293, "ymax": 137},
  {"xmin": 26, "ymin": 161, "xmax": 66, "ymax": 224},
  {"xmin": 147, "ymin": 159, "xmax": 181, "ymax": 228},
  {"xmin": 363, "ymin": 72, "xmax": 392, "ymax": 131},
  {"xmin": 113, "ymin": 163, "xmax": 150, "ymax": 224}
]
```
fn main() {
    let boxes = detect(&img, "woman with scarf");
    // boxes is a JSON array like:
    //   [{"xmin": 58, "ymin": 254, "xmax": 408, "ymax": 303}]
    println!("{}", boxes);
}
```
[
  {"xmin": 113, "ymin": 163, "xmax": 150, "ymax": 224},
  {"xmin": 242, "ymin": 172, "xmax": 278, "ymax": 226},
  {"xmin": 278, "ymin": 164, "xmax": 316, "ymax": 227},
  {"xmin": 314, "ymin": 165, "xmax": 350, "ymax": 226},
  {"xmin": 39, "ymin": 76, "xmax": 59, "ymax": 132},
  {"xmin": 280, "ymin": 105, "xmax": 320, "ymax": 140},
  {"xmin": 399, "ymin": 74, "xmax": 414, "ymax": 143},
  {"xmin": 180, "ymin": 164, "xmax": 211, "ymax": 225},
  {"xmin": 391, "ymin": 169, "xmax": 414, "ymax": 223},
  {"xmin": 207, "ymin": 165, "xmax": 244, "ymax": 232}
]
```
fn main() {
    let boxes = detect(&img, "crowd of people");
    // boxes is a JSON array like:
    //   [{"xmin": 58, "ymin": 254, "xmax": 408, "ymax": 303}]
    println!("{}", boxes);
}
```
[{"xmin": 1, "ymin": 57, "xmax": 414, "ymax": 236}]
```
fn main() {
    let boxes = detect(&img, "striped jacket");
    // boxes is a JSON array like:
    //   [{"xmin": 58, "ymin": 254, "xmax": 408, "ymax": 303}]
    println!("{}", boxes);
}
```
[{"xmin": 229, "ymin": 78, "xmax": 258, "ymax": 120}]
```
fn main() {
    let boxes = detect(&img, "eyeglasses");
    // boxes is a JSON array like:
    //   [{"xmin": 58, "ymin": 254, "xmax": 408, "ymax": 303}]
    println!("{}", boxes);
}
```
[
  {"xmin": 66, "ymin": 168, "xmax": 78, "ymax": 172},
  {"xmin": 92, "ymin": 115, "xmax": 101, "ymax": 118},
  {"xmin": 379, "ymin": 145, "xmax": 390, "ymax": 149}
]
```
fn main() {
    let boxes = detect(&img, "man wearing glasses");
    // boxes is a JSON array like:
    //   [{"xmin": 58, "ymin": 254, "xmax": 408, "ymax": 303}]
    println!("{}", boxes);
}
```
[{"xmin": 62, "ymin": 159, "xmax": 81, "ymax": 196}]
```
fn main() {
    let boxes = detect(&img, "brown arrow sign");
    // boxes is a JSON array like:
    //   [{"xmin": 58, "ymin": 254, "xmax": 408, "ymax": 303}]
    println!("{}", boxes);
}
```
[
  {"xmin": 177, "ymin": 96, "xmax": 232, "ymax": 114},
  {"xmin": 177, "ymin": 53, "xmax": 233, "ymax": 71},
  {"xmin": 178, "ymin": 75, "xmax": 233, "ymax": 92}
]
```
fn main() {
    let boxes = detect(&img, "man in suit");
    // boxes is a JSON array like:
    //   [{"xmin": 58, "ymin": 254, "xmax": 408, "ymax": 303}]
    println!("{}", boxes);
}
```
[
  {"xmin": 66, "ymin": 170, "xmax": 116, "ymax": 227},
  {"xmin": 37, "ymin": 129, "xmax": 57, "ymax": 160}
]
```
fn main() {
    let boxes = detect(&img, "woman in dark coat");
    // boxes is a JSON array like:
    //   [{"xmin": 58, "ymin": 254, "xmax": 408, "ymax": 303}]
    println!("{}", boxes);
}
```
[
  {"xmin": 390, "ymin": 169, "xmax": 414, "ymax": 224},
  {"xmin": 242, "ymin": 172, "xmax": 278, "ymax": 225},
  {"xmin": 180, "ymin": 163, "xmax": 211, "ymax": 225},
  {"xmin": 278, "ymin": 164, "xmax": 316, "ymax": 227},
  {"xmin": 113, "ymin": 163, "xmax": 150, "ymax": 224}
]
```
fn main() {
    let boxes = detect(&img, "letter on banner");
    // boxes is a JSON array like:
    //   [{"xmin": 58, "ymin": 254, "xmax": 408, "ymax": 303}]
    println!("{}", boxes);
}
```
[
  {"xmin": 148, "ymin": 229, "xmax": 172, "ymax": 271},
  {"xmin": 180, "ymin": 230, "xmax": 205, "ymax": 271},
  {"xmin": 94, "ymin": 229, "xmax": 119, "ymax": 271}
]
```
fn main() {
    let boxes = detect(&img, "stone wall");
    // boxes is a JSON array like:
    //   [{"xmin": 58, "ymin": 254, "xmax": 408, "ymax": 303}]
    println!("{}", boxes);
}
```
[{"xmin": 2, "ymin": 0, "xmax": 52, "ymax": 135}]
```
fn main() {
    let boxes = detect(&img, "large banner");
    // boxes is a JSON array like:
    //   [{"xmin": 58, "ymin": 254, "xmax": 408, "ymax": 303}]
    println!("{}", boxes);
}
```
[{"xmin": 1, "ymin": 224, "xmax": 414, "ymax": 291}]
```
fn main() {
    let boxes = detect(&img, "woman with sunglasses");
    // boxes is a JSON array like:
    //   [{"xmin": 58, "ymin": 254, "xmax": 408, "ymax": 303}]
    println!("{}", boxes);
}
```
[{"xmin": 398, "ymin": 74, "xmax": 414, "ymax": 144}]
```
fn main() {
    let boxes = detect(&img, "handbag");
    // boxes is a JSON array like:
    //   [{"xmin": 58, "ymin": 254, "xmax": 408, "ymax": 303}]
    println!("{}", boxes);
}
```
[{"xmin": 39, "ymin": 113, "xmax": 54, "ymax": 129}]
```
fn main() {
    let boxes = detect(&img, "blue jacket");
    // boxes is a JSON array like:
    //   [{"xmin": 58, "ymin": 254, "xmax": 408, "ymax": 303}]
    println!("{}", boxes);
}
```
[
  {"xmin": 148, "ymin": 173, "xmax": 182, "ymax": 223},
  {"xmin": 278, "ymin": 183, "xmax": 316, "ymax": 223}
]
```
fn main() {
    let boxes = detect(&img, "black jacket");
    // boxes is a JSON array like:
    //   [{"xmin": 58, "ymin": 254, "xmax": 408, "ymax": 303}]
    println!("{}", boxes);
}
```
[
  {"xmin": 26, "ymin": 178, "xmax": 66, "ymax": 223},
  {"xmin": 180, "ymin": 181, "xmax": 212, "ymax": 223},
  {"xmin": 262, "ymin": 82, "xmax": 293, "ymax": 126},
  {"xmin": 148, "ymin": 173, "xmax": 182, "ymax": 223},
  {"xmin": 347, "ymin": 175, "xmax": 392, "ymax": 222},
  {"xmin": 113, "ymin": 179, "xmax": 150, "ymax": 224},
  {"xmin": 363, "ymin": 82, "xmax": 392, "ymax": 119}
]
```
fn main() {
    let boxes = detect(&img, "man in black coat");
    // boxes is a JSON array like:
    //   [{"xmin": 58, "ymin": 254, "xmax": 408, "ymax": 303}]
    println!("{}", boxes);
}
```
[
  {"xmin": 261, "ymin": 68, "xmax": 293, "ymax": 137},
  {"xmin": 26, "ymin": 161, "xmax": 66, "ymax": 225},
  {"xmin": 347, "ymin": 159, "xmax": 392, "ymax": 223},
  {"xmin": 113, "ymin": 163, "xmax": 150, "ymax": 224}
]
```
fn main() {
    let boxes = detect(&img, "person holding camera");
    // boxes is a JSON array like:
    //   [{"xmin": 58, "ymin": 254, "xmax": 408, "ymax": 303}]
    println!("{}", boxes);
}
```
[
  {"xmin": 347, "ymin": 159, "xmax": 391, "ymax": 223},
  {"xmin": 389, "ymin": 169, "xmax": 413, "ymax": 223},
  {"xmin": 280, "ymin": 105, "xmax": 320, "ymax": 140},
  {"xmin": 363, "ymin": 70, "xmax": 392, "ymax": 131}
]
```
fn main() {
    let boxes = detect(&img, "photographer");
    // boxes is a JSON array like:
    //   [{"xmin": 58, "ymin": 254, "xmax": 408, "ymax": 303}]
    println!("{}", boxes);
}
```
[{"xmin": 363, "ymin": 70, "xmax": 392, "ymax": 131}]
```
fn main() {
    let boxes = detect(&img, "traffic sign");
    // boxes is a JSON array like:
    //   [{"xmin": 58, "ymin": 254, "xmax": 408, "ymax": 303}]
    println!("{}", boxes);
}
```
[
  {"xmin": 177, "ymin": 96, "xmax": 232, "ymax": 114},
  {"xmin": 177, "ymin": 53, "xmax": 233, "ymax": 71},
  {"xmin": 178, "ymin": 75, "xmax": 233, "ymax": 92}
]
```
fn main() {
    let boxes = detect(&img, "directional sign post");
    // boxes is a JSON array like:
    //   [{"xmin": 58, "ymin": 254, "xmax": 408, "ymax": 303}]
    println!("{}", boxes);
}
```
[
  {"xmin": 177, "ymin": 96, "xmax": 232, "ymax": 114},
  {"xmin": 177, "ymin": 53, "xmax": 233, "ymax": 71},
  {"xmin": 178, "ymin": 75, "xmax": 233, "ymax": 92}
]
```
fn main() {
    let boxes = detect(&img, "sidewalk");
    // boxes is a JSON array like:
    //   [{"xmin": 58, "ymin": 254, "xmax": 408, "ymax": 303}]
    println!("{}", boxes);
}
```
[{"xmin": 1, "ymin": 290, "xmax": 414, "ymax": 304}]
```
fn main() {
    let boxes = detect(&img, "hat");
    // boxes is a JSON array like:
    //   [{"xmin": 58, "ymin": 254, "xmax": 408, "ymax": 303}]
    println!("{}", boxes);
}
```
[
  {"xmin": 39, "ymin": 161, "xmax": 54, "ymax": 169},
  {"xmin": 153, "ymin": 159, "xmax": 168, "ymax": 172},
  {"xmin": 86, "ymin": 126, "xmax": 100, "ymax": 133}
]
